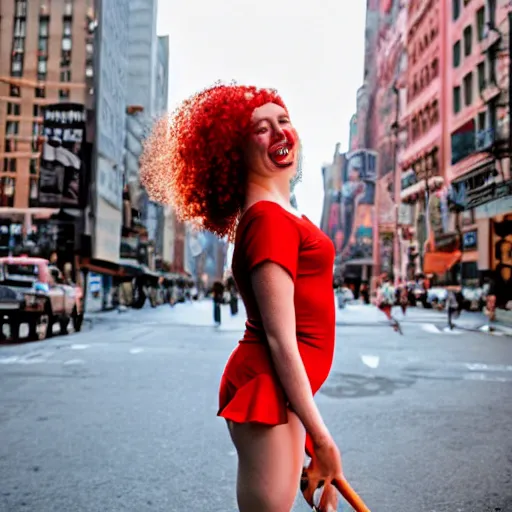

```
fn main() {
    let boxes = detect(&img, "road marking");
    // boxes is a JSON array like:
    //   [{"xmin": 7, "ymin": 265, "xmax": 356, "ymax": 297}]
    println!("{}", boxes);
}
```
[
  {"xmin": 442, "ymin": 326, "xmax": 463, "ymax": 334},
  {"xmin": 0, "ymin": 356, "xmax": 20, "ymax": 364},
  {"xmin": 63, "ymin": 359, "xmax": 85, "ymax": 365},
  {"xmin": 70, "ymin": 344, "xmax": 89, "ymax": 350},
  {"xmin": 129, "ymin": 348, "xmax": 144, "ymax": 354},
  {"xmin": 361, "ymin": 354, "xmax": 380, "ymax": 368},
  {"xmin": 421, "ymin": 323, "xmax": 441, "ymax": 333}
]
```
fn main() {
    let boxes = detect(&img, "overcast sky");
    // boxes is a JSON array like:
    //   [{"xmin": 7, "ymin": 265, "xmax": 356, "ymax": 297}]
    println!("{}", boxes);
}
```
[{"xmin": 156, "ymin": 0, "xmax": 367, "ymax": 225}]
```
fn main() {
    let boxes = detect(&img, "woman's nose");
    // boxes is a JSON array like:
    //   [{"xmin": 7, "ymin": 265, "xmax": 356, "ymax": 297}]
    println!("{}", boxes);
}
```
[{"xmin": 272, "ymin": 125, "xmax": 285, "ymax": 140}]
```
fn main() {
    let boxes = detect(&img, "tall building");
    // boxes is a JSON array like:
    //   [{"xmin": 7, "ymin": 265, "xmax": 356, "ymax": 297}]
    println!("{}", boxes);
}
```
[
  {"xmin": 446, "ymin": 0, "xmax": 512, "ymax": 310},
  {"xmin": 398, "ymin": 0, "xmax": 447, "ymax": 280},
  {"xmin": 0, "ymin": 0, "xmax": 94, "ymax": 209},
  {"xmin": 126, "ymin": 0, "xmax": 158, "ymax": 118}
]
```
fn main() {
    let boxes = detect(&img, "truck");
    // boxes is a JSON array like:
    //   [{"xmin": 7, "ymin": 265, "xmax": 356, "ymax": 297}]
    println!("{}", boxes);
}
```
[{"xmin": 0, "ymin": 256, "xmax": 84, "ymax": 341}]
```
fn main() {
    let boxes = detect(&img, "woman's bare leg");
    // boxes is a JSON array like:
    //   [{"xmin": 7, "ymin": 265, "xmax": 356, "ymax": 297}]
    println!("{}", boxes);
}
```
[{"xmin": 227, "ymin": 410, "xmax": 305, "ymax": 512}]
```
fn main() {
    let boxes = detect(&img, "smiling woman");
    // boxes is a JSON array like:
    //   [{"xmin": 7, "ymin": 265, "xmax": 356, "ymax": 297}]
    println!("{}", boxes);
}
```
[{"xmin": 140, "ymin": 82, "xmax": 368, "ymax": 512}]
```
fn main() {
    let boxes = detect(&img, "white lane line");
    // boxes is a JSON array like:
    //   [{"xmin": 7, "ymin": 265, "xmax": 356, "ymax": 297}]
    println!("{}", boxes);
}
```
[
  {"xmin": 70, "ymin": 344, "xmax": 90, "ymax": 350},
  {"xmin": 421, "ymin": 323, "xmax": 441, "ymax": 333},
  {"xmin": 129, "ymin": 347, "xmax": 144, "ymax": 354},
  {"xmin": 63, "ymin": 359, "xmax": 85, "ymax": 365},
  {"xmin": 361, "ymin": 354, "xmax": 380, "ymax": 369},
  {"xmin": 442, "ymin": 327, "xmax": 463, "ymax": 334}
]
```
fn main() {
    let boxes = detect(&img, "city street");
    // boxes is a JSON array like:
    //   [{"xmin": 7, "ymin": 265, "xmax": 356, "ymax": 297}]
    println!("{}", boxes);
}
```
[{"xmin": 1, "ymin": 301, "xmax": 511, "ymax": 512}]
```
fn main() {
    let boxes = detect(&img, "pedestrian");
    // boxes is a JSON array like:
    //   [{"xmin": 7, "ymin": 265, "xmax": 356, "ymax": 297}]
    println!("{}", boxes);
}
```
[
  {"xmin": 446, "ymin": 285, "xmax": 462, "ymax": 330},
  {"xmin": 226, "ymin": 276, "xmax": 239, "ymax": 316},
  {"xmin": 140, "ymin": 83, "xmax": 367, "ymax": 512},
  {"xmin": 360, "ymin": 281, "xmax": 370, "ymax": 305},
  {"xmin": 212, "ymin": 280, "xmax": 224, "ymax": 326},
  {"xmin": 396, "ymin": 277, "xmax": 408, "ymax": 316},
  {"xmin": 376, "ymin": 275, "xmax": 402, "ymax": 333}
]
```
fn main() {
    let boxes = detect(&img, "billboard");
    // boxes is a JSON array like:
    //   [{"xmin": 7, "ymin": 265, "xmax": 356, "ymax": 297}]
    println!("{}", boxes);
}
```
[
  {"xmin": 37, "ymin": 103, "xmax": 86, "ymax": 209},
  {"xmin": 339, "ymin": 149, "xmax": 377, "ymax": 261},
  {"xmin": 185, "ymin": 227, "xmax": 226, "ymax": 284}
]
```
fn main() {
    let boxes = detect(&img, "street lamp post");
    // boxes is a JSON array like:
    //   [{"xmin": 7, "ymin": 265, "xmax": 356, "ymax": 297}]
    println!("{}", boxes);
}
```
[{"xmin": 391, "ymin": 82, "xmax": 401, "ymax": 281}]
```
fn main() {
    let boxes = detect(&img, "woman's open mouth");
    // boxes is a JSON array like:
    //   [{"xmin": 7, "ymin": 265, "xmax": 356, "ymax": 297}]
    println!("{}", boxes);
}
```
[{"xmin": 268, "ymin": 142, "xmax": 294, "ymax": 168}]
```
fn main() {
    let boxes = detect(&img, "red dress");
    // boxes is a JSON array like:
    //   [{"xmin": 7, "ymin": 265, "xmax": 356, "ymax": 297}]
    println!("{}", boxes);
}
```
[{"xmin": 217, "ymin": 201, "xmax": 336, "ymax": 455}]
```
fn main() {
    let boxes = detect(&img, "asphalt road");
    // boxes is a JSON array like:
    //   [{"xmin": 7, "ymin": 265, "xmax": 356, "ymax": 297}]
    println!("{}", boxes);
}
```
[{"xmin": 0, "ymin": 302, "xmax": 511, "ymax": 512}]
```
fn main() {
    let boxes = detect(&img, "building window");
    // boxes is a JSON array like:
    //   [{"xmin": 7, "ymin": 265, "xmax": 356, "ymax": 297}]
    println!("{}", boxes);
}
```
[
  {"xmin": 62, "ymin": 38, "xmax": 72, "ymax": 51},
  {"xmin": 463, "ymin": 72, "xmax": 473, "ymax": 105},
  {"xmin": 6, "ymin": 122, "xmax": 19, "ymax": 135},
  {"xmin": 15, "ymin": 0, "xmax": 27, "ymax": 17},
  {"xmin": 453, "ymin": 0, "xmax": 460, "ymax": 20},
  {"xmin": 0, "ymin": 177, "xmax": 16, "ymax": 208},
  {"xmin": 2, "ymin": 159, "xmax": 17, "ymax": 173},
  {"xmin": 30, "ymin": 159, "xmax": 39, "ymax": 175},
  {"xmin": 38, "ymin": 37, "xmax": 48, "ymax": 53},
  {"xmin": 61, "ymin": 50, "xmax": 71, "ymax": 66},
  {"xmin": 477, "ymin": 111, "xmax": 486, "ymax": 132},
  {"xmin": 63, "ymin": 20, "xmax": 72, "ymax": 36},
  {"xmin": 488, "ymin": 53, "xmax": 497, "ymax": 83},
  {"xmin": 11, "ymin": 57, "xmax": 23, "ymax": 77},
  {"xmin": 477, "ymin": 61, "xmax": 485, "ymax": 91},
  {"xmin": 476, "ymin": 7, "xmax": 485, "ymax": 41},
  {"xmin": 488, "ymin": 0, "xmax": 496, "ymax": 27},
  {"xmin": 7, "ymin": 103, "xmax": 21, "ymax": 116},
  {"xmin": 64, "ymin": 0, "xmax": 73, "ymax": 16},
  {"xmin": 13, "ymin": 38, "xmax": 24, "ymax": 52},
  {"xmin": 29, "ymin": 178, "xmax": 39, "ymax": 207},
  {"xmin": 59, "ymin": 89, "xmax": 70, "ymax": 100},
  {"xmin": 14, "ymin": 18, "xmax": 26, "ymax": 37},
  {"xmin": 463, "ymin": 25, "xmax": 472, "ymax": 56},
  {"xmin": 37, "ymin": 58, "xmax": 47, "ymax": 74},
  {"xmin": 453, "ymin": 86, "xmax": 462, "ymax": 113},
  {"xmin": 33, "ymin": 104, "xmax": 42, "ymax": 118},
  {"xmin": 453, "ymin": 41, "xmax": 461, "ymax": 67},
  {"xmin": 38, "ymin": 17, "xmax": 49, "ymax": 37},
  {"xmin": 37, "ymin": 58, "xmax": 47, "ymax": 81},
  {"xmin": 35, "ymin": 87, "xmax": 45, "ymax": 98},
  {"xmin": 60, "ymin": 69, "xmax": 71, "ymax": 82}
]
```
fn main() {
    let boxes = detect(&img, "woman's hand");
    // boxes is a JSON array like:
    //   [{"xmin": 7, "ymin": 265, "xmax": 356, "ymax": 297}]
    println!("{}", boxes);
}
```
[{"xmin": 302, "ymin": 433, "xmax": 344, "ymax": 509}]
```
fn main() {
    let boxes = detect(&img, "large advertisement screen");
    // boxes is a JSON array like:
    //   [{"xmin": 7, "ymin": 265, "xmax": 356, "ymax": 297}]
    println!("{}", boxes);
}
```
[{"xmin": 37, "ymin": 103, "xmax": 86, "ymax": 209}]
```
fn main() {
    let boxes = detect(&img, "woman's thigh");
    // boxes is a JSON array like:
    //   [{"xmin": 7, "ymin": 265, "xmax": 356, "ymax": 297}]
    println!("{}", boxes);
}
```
[{"xmin": 227, "ymin": 410, "xmax": 305, "ymax": 512}]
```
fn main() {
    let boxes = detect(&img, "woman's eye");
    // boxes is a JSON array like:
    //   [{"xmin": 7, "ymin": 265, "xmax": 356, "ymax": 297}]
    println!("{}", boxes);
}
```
[
  {"xmin": 279, "ymin": 118, "xmax": 290, "ymax": 124},
  {"xmin": 256, "ymin": 127, "xmax": 268, "ymax": 134}
]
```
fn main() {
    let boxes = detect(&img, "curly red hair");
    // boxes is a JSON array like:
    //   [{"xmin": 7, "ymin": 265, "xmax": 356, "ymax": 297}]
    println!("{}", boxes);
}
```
[{"xmin": 140, "ymin": 81, "xmax": 288, "ymax": 240}]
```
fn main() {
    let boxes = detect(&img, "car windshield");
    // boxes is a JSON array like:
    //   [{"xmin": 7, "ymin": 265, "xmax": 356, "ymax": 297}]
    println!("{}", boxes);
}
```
[{"xmin": 5, "ymin": 264, "xmax": 39, "ymax": 279}]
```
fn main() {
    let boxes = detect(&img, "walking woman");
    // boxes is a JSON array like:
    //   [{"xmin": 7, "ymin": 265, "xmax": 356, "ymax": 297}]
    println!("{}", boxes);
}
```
[
  {"xmin": 140, "ymin": 83, "xmax": 359, "ymax": 511},
  {"xmin": 376, "ymin": 275, "xmax": 402, "ymax": 333}
]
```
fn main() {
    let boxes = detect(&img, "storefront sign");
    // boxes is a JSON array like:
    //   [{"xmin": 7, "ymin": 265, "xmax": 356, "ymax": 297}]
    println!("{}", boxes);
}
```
[
  {"xmin": 450, "ymin": 161, "xmax": 511, "ymax": 210},
  {"xmin": 463, "ymin": 230, "xmax": 478, "ymax": 251},
  {"xmin": 38, "ymin": 103, "xmax": 86, "ymax": 209}
]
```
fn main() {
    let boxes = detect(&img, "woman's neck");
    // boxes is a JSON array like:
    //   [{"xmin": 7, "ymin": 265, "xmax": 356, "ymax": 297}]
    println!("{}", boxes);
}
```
[{"xmin": 244, "ymin": 179, "xmax": 292, "ymax": 212}]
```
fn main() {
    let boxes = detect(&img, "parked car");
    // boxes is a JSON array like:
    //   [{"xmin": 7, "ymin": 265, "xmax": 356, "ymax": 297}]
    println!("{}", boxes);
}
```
[{"xmin": 0, "ymin": 256, "xmax": 84, "ymax": 341}]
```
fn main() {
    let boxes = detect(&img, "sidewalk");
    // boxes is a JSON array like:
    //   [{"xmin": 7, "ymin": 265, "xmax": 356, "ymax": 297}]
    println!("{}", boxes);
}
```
[
  {"xmin": 85, "ymin": 298, "xmax": 512, "ymax": 336},
  {"xmin": 338, "ymin": 302, "xmax": 512, "ymax": 335},
  {"xmin": 85, "ymin": 300, "xmax": 248, "ymax": 331}
]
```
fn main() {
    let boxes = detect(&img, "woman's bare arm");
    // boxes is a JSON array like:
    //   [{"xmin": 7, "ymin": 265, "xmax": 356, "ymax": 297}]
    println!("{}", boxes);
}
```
[{"xmin": 251, "ymin": 261, "xmax": 330, "ymax": 446}]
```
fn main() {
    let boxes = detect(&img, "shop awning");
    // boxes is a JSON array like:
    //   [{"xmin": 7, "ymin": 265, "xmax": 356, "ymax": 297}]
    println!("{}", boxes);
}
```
[
  {"xmin": 400, "ymin": 176, "xmax": 444, "ymax": 202},
  {"xmin": 423, "ymin": 250, "xmax": 462, "ymax": 275}
]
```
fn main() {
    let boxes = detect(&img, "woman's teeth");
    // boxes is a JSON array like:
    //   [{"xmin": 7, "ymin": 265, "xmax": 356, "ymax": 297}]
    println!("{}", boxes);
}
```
[{"xmin": 276, "ymin": 148, "xmax": 289, "ymax": 156}]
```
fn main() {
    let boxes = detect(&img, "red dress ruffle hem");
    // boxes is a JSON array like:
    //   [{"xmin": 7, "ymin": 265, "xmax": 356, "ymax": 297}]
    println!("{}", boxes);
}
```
[{"xmin": 217, "ymin": 201, "xmax": 336, "ymax": 457}]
